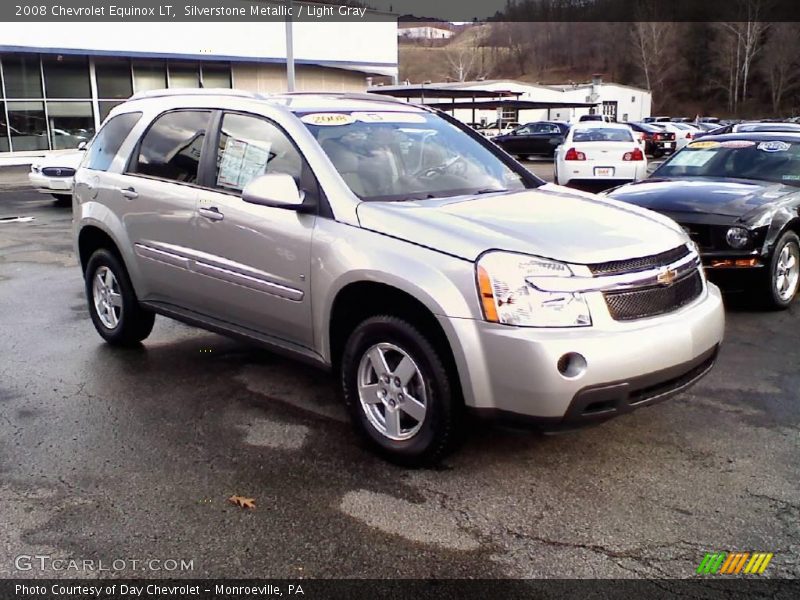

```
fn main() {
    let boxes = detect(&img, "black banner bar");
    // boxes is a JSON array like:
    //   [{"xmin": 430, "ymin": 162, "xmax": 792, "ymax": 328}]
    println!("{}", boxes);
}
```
[
  {"xmin": 2, "ymin": 0, "xmax": 800, "ymax": 23},
  {"xmin": 2, "ymin": 579, "xmax": 800, "ymax": 600}
]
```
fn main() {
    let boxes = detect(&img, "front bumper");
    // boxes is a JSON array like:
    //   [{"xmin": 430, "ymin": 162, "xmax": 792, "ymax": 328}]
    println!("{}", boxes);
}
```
[
  {"xmin": 441, "ymin": 282, "xmax": 725, "ymax": 428},
  {"xmin": 28, "ymin": 172, "xmax": 73, "ymax": 193}
]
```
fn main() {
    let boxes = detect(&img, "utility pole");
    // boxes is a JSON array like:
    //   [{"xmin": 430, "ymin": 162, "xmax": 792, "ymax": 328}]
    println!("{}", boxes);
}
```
[{"xmin": 285, "ymin": 0, "xmax": 295, "ymax": 92}]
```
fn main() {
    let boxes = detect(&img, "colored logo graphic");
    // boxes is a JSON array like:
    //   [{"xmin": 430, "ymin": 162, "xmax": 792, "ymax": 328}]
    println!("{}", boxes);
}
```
[{"xmin": 697, "ymin": 552, "xmax": 774, "ymax": 575}]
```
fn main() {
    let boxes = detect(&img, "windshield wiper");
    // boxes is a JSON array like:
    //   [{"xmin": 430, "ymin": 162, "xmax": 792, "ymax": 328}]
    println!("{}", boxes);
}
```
[{"xmin": 476, "ymin": 188, "xmax": 509, "ymax": 194}]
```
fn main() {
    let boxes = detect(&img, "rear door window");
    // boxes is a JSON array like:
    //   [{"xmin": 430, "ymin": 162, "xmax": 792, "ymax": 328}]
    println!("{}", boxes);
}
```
[
  {"xmin": 84, "ymin": 111, "xmax": 142, "ymax": 171},
  {"xmin": 130, "ymin": 110, "xmax": 211, "ymax": 184}
]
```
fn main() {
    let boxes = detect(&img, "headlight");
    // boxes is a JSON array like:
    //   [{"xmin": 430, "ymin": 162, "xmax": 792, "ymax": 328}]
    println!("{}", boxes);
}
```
[
  {"xmin": 30, "ymin": 164, "xmax": 40, "ymax": 173},
  {"xmin": 725, "ymin": 226, "xmax": 749, "ymax": 249},
  {"xmin": 476, "ymin": 251, "xmax": 592, "ymax": 327}
]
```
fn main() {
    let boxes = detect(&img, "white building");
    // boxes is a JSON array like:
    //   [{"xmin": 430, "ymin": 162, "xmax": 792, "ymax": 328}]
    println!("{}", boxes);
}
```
[
  {"xmin": 398, "ymin": 24, "xmax": 455, "ymax": 40},
  {"xmin": 0, "ymin": 9, "xmax": 398, "ymax": 154},
  {"xmin": 369, "ymin": 78, "xmax": 652, "ymax": 126}
]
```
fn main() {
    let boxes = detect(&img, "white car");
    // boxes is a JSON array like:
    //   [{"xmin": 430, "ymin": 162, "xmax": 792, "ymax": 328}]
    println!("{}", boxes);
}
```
[
  {"xmin": 28, "ymin": 150, "xmax": 85, "ymax": 204},
  {"xmin": 554, "ymin": 122, "xmax": 647, "ymax": 188}
]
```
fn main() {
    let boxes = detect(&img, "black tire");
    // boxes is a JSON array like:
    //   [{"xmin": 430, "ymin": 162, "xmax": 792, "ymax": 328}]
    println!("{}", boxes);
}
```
[
  {"xmin": 85, "ymin": 249, "xmax": 155, "ymax": 346},
  {"xmin": 340, "ymin": 315, "xmax": 461, "ymax": 467},
  {"xmin": 51, "ymin": 194, "xmax": 71, "ymax": 206},
  {"xmin": 760, "ymin": 231, "xmax": 800, "ymax": 310}
]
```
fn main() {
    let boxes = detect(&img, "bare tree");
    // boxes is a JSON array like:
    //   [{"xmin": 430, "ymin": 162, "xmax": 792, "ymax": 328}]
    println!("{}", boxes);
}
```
[
  {"xmin": 759, "ymin": 23, "xmax": 800, "ymax": 113},
  {"xmin": 631, "ymin": 21, "xmax": 678, "ymax": 94},
  {"xmin": 715, "ymin": 0, "xmax": 769, "ymax": 112}
]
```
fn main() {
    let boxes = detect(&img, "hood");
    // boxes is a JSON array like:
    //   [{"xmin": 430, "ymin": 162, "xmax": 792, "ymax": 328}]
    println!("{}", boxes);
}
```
[
  {"xmin": 607, "ymin": 177, "xmax": 797, "ymax": 218},
  {"xmin": 37, "ymin": 150, "xmax": 85, "ymax": 169},
  {"xmin": 356, "ymin": 184, "xmax": 688, "ymax": 264}
]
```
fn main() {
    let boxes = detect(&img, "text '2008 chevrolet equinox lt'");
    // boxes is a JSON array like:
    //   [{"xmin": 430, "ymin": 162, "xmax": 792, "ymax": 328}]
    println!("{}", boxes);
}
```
[{"xmin": 73, "ymin": 90, "xmax": 725, "ymax": 466}]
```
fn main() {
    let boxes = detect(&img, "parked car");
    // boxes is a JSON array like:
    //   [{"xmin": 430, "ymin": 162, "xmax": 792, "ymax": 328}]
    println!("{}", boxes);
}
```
[
  {"xmin": 554, "ymin": 122, "xmax": 648, "ymax": 189},
  {"xmin": 697, "ymin": 121, "xmax": 800, "ymax": 138},
  {"xmin": 643, "ymin": 116, "xmax": 671, "ymax": 123},
  {"xmin": 578, "ymin": 114, "xmax": 614, "ymax": 123},
  {"xmin": 649, "ymin": 122, "xmax": 698, "ymax": 151},
  {"xmin": 628, "ymin": 122, "xmax": 676, "ymax": 158},
  {"xmin": 480, "ymin": 120, "xmax": 520, "ymax": 137},
  {"xmin": 607, "ymin": 133, "xmax": 800, "ymax": 308},
  {"xmin": 491, "ymin": 121, "xmax": 570, "ymax": 159},
  {"xmin": 73, "ymin": 89, "xmax": 724, "ymax": 465},
  {"xmin": 28, "ymin": 149, "xmax": 85, "ymax": 205}
]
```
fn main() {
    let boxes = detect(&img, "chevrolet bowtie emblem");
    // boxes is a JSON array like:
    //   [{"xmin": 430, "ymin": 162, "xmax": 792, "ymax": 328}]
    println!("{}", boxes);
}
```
[{"xmin": 657, "ymin": 267, "xmax": 677, "ymax": 286}]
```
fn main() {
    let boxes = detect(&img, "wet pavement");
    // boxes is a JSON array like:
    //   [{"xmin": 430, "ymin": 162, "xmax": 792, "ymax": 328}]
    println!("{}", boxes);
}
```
[{"xmin": 0, "ymin": 166, "xmax": 798, "ymax": 579}]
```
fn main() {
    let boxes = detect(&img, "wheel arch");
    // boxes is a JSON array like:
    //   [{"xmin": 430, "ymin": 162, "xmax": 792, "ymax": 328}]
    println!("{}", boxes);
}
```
[{"xmin": 327, "ymin": 280, "xmax": 463, "ymax": 401}]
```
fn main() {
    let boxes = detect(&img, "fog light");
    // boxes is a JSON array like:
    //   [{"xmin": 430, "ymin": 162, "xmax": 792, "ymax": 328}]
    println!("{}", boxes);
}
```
[
  {"xmin": 557, "ymin": 352, "xmax": 587, "ymax": 379},
  {"xmin": 726, "ymin": 226, "xmax": 749, "ymax": 249}
]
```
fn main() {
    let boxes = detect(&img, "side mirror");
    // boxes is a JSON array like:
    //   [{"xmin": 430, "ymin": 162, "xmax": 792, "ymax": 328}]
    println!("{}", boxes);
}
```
[
  {"xmin": 77, "ymin": 141, "xmax": 88, "ymax": 151},
  {"xmin": 242, "ymin": 173, "xmax": 307, "ymax": 210}
]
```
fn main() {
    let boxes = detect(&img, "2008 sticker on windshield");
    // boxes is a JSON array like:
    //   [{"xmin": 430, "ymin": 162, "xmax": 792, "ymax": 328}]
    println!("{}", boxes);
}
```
[
  {"xmin": 300, "ymin": 113, "xmax": 355, "ymax": 126},
  {"xmin": 757, "ymin": 141, "xmax": 791, "ymax": 152}
]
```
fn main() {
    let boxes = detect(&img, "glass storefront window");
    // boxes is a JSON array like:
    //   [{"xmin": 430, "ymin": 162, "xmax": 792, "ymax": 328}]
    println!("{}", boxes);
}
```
[
  {"xmin": 169, "ymin": 63, "xmax": 200, "ymax": 88},
  {"xmin": 43, "ymin": 55, "xmax": 91, "ymax": 98},
  {"xmin": 132, "ymin": 61, "xmax": 167, "ymax": 92},
  {"xmin": 201, "ymin": 63, "xmax": 232, "ymax": 88},
  {"xmin": 7, "ymin": 101, "xmax": 48, "ymax": 151},
  {"xmin": 99, "ymin": 100, "xmax": 125, "ymax": 122},
  {"xmin": 2, "ymin": 54, "xmax": 43, "ymax": 99},
  {"xmin": 0, "ymin": 103, "xmax": 10, "ymax": 152},
  {"xmin": 96, "ymin": 58, "xmax": 132, "ymax": 99},
  {"xmin": 47, "ymin": 101, "xmax": 94, "ymax": 150}
]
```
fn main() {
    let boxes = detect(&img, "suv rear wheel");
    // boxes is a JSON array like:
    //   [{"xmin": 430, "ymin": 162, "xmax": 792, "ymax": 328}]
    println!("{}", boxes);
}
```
[
  {"xmin": 340, "ymin": 316, "xmax": 461, "ymax": 466},
  {"xmin": 85, "ymin": 249, "xmax": 155, "ymax": 346}
]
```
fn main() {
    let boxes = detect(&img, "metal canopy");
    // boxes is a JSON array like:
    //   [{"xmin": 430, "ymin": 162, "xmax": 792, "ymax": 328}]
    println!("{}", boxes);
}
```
[
  {"xmin": 368, "ymin": 86, "xmax": 521, "ymax": 100},
  {"xmin": 423, "ymin": 99, "xmax": 598, "ymax": 110}
]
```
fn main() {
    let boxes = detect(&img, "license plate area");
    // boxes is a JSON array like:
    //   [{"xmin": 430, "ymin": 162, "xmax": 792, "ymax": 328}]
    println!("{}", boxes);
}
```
[{"xmin": 594, "ymin": 167, "xmax": 615, "ymax": 177}]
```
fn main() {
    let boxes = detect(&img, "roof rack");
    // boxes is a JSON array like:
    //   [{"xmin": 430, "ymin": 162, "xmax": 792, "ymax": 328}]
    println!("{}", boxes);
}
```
[{"xmin": 128, "ymin": 88, "xmax": 266, "ymax": 101}]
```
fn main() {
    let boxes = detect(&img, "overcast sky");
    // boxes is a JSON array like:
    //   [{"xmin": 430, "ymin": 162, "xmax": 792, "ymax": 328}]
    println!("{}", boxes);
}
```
[{"xmin": 366, "ymin": 0, "xmax": 508, "ymax": 20}]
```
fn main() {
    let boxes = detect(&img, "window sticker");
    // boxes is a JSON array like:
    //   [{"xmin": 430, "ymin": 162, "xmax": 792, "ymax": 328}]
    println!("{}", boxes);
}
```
[
  {"xmin": 782, "ymin": 175, "xmax": 800, "ymax": 181},
  {"xmin": 217, "ymin": 138, "xmax": 272, "ymax": 190},
  {"xmin": 720, "ymin": 140, "xmax": 756, "ymax": 149},
  {"xmin": 352, "ymin": 112, "xmax": 427, "ymax": 124},
  {"xmin": 687, "ymin": 141, "xmax": 720, "ymax": 149},
  {"xmin": 300, "ymin": 113, "xmax": 355, "ymax": 126},
  {"xmin": 757, "ymin": 141, "xmax": 791, "ymax": 153},
  {"xmin": 669, "ymin": 149, "xmax": 716, "ymax": 167}
]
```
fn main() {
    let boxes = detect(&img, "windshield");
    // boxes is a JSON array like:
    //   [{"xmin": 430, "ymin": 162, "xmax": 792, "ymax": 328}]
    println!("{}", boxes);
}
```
[
  {"xmin": 302, "ymin": 111, "xmax": 531, "ymax": 201},
  {"xmin": 654, "ymin": 139, "xmax": 800, "ymax": 186},
  {"xmin": 573, "ymin": 127, "xmax": 633, "ymax": 142}
]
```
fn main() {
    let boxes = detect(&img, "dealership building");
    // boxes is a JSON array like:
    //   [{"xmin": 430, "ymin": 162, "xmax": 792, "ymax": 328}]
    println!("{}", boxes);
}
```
[{"xmin": 0, "ymin": 16, "xmax": 398, "ymax": 154}]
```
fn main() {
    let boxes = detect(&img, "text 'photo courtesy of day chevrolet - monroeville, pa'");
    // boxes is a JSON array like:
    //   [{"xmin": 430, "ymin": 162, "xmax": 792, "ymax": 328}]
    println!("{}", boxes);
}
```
[{"xmin": 0, "ymin": 1, "xmax": 798, "ymax": 599}]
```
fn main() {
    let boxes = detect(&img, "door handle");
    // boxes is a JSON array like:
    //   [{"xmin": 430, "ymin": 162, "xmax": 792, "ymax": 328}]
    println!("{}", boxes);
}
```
[
  {"xmin": 199, "ymin": 206, "xmax": 224, "ymax": 221},
  {"xmin": 119, "ymin": 186, "xmax": 138, "ymax": 199}
]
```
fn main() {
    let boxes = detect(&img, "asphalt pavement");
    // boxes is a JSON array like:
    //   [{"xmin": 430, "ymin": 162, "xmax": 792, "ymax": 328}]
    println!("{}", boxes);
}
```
[{"xmin": 0, "ymin": 165, "xmax": 798, "ymax": 579}]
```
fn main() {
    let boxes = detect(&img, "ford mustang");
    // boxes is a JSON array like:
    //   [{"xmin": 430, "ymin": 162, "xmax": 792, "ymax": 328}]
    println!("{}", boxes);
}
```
[{"xmin": 607, "ymin": 133, "xmax": 800, "ymax": 308}]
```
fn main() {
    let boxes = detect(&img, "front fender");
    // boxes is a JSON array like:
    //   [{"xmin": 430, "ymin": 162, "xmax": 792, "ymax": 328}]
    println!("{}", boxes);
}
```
[{"xmin": 310, "ymin": 219, "xmax": 480, "ymax": 362}]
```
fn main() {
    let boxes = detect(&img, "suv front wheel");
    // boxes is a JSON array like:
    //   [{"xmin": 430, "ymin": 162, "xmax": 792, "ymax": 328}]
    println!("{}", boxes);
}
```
[
  {"xmin": 341, "ymin": 316, "xmax": 461, "ymax": 466},
  {"xmin": 85, "ymin": 249, "xmax": 155, "ymax": 346}
]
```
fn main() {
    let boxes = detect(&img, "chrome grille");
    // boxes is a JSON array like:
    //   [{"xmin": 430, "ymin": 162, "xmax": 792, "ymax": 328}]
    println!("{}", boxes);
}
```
[
  {"xmin": 604, "ymin": 271, "xmax": 703, "ymax": 321},
  {"xmin": 42, "ymin": 167, "xmax": 75, "ymax": 177},
  {"xmin": 588, "ymin": 245, "xmax": 690, "ymax": 276}
]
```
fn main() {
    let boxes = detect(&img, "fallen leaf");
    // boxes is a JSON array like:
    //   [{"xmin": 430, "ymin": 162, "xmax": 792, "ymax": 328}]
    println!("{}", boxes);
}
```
[{"xmin": 228, "ymin": 495, "xmax": 256, "ymax": 509}]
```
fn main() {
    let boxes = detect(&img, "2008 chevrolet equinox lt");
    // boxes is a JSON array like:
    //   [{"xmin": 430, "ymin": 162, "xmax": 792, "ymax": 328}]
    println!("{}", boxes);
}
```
[{"xmin": 73, "ymin": 90, "xmax": 725, "ymax": 466}]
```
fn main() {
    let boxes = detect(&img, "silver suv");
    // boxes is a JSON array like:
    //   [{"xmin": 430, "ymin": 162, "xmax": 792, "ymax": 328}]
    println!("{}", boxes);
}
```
[{"xmin": 73, "ymin": 90, "xmax": 725, "ymax": 466}]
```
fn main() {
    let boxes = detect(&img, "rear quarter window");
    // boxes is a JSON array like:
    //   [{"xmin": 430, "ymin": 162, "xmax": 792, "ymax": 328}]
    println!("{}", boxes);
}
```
[{"xmin": 84, "ymin": 112, "xmax": 142, "ymax": 171}]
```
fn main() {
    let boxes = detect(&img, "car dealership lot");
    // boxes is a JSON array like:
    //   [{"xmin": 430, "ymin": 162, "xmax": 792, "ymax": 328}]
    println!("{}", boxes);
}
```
[{"xmin": 0, "ymin": 166, "xmax": 798, "ymax": 579}]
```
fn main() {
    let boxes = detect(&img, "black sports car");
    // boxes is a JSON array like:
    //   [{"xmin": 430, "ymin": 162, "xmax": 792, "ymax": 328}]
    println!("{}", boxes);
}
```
[
  {"xmin": 607, "ymin": 132, "xmax": 800, "ymax": 308},
  {"xmin": 491, "ymin": 121, "xmax": 570, "ymax": 159}
]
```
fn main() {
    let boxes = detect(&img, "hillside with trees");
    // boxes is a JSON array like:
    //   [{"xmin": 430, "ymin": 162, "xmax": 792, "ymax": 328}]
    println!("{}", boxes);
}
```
[{"xmin": 398, "ymin": 10, "xmax": 800, "ymax": 118}]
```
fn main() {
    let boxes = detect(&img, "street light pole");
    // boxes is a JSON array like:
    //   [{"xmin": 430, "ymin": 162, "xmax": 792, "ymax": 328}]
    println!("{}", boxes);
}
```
[{"xmin": 285, "ymin": 0, "xmax": 295, "ymax": 92}]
